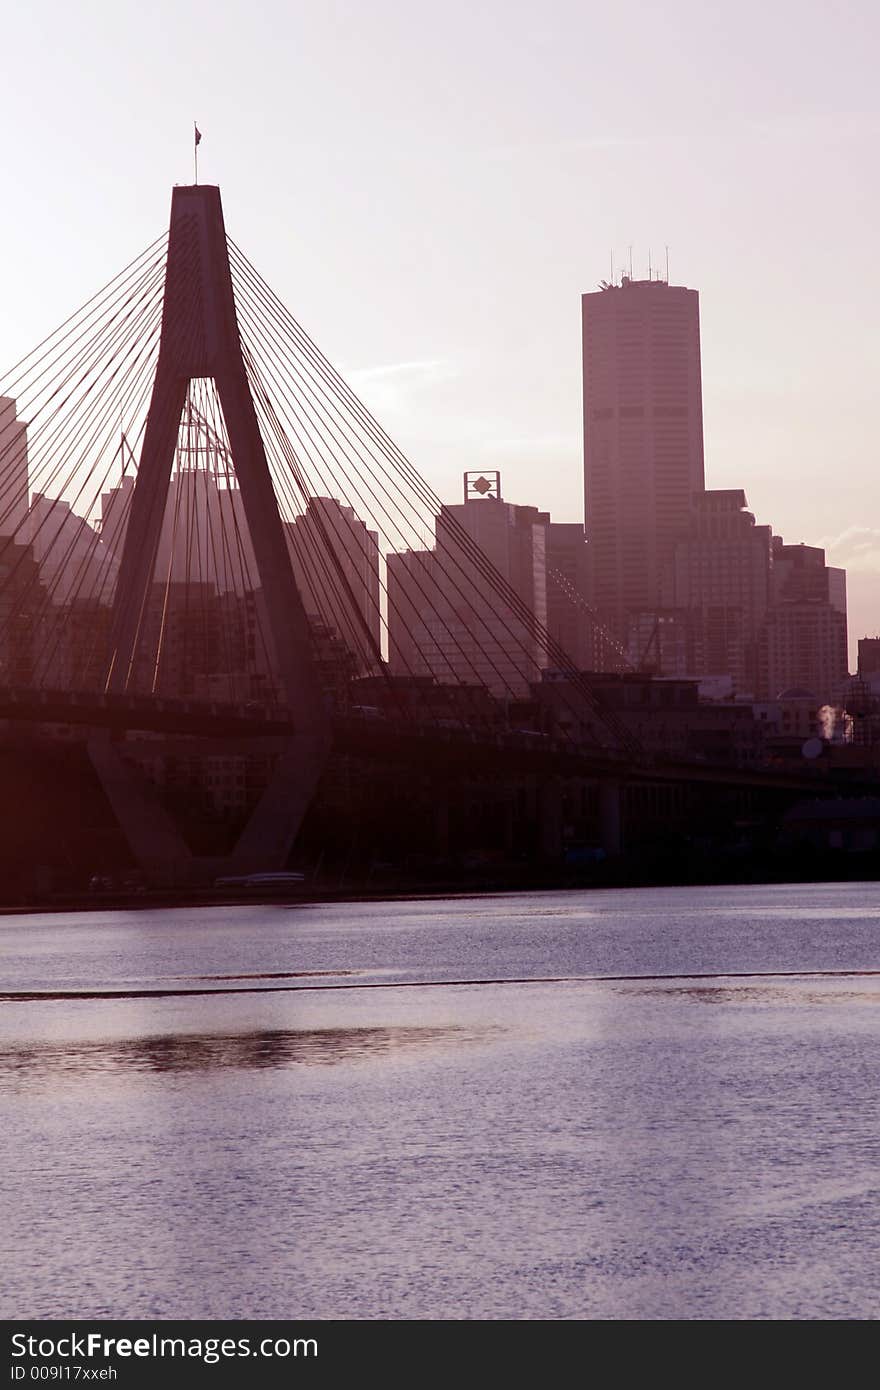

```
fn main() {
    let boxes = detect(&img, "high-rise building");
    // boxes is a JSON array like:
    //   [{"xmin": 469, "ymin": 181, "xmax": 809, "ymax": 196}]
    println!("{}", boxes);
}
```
[
  {"xmin": 858, "ymin": 637, "xmax": 880, "ymax": 679},
  {"xmin": 657, "ymin": 489, "xmax": 774, "ymax": 693},
  {"xmin": 771, "ymin": 540, "xmax": 846, "ymax": 613},
  {"xmin": 101, "ymin": 468, "xmax": 258, "ymax": 596},
  {"xmin": 582, "ymin": 275, "xmax": 704, "ymax": 640},
  {"xmin": 581, "ymin": 270, "xmax": 850, "ymax": 701},
  {"xmin": 761, "ymin": 540, "xmax": 848, "ymax": 701},
  {"xmin": 25, "ymin": 494, "xmax": 115, "ymax": 606},
  {"xmin": 0, "ymin": 538, "xmax": 46, "ymax": 685},
  {"xmin": 285, "ymin": 497, "xmax": 382, "ymax": 674},
  {"xmin": 544, "ymin": 522, "xmax": 593, "ymax": 669},
  {"xmin": 388, "ymin": 487, "xmax": 551, "ymax": 697},
  {"xmin": 0, "ymin": 397, "xmax": 30, "ymax": 539},
  {"xmin": 544, "ymin": 522, "xmax": 627, "ymax": 671},
  {"xmin": 762, "ymin": 602, "xmax": 848, "ymax": 703}
]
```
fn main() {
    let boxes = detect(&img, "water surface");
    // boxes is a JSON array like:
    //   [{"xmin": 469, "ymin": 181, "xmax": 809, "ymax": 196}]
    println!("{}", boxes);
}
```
[{"xmin": 1, "ymin": 883, "xmax": 879, "ymax": 1319}]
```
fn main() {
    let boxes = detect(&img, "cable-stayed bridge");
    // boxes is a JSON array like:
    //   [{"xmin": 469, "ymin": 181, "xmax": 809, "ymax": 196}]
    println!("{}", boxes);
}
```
[{"xmin": 0, "ymin": 186, "xmax": 837, "ymax": 887}]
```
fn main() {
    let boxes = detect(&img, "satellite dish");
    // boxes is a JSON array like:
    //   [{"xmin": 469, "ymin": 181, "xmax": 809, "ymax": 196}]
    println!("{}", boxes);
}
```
[{"xmin": 802, "ymin": 738, "xmax": 823, "ymax": 760}]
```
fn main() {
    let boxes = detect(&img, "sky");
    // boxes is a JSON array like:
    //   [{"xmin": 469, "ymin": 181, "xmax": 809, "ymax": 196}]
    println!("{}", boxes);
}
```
[{"xmin": 1, "ymin": 0, "xmax": 878, "ymax": 657}]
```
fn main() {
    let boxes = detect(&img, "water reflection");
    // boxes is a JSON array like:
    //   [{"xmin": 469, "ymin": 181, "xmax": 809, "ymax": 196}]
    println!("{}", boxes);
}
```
[
  {"xmin": 171, "ymin": 970, "xmax": 360, "ymax": 981},
  {"xmin": 619, "ymin": 982, "xmax": 880, "ymax": 1006},
  {"xmin": 0, "ymin": 1023, "xmax": 480, "ymax": 1081}
]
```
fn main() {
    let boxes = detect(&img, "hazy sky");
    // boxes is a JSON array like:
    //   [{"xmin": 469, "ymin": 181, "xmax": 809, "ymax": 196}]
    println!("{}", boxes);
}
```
[{"xmin": 1, "ymin": 0, "xmax": 877, "ymax": 654}]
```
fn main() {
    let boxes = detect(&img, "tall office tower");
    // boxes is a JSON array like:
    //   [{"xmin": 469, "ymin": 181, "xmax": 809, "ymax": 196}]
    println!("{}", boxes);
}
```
[
  {"xmin": 388, "ymin": 486, "xmax": 550, "ymax": 697},
  {"xmin": 100, "ymin": 475, "xmax": 135, "ymax": 560},
  {"xmin": 858, "ymin": 638, "xmax": 880, "ymax": 679},
  {"xmin": 762, "ymin": 540, "xmax": 848, "ymax": 702},
  {"xmin": 544, "ymin": 522, "xmax": 615, "ymax": 671},
  {"xmin": 101, "ymin": 462, "xmax": 258, "ymax": 594},
  {"xmin": 659, "ymin": 489, "xmax": 774, "ymax": 693},
  {"xmin": 582, "ymin": 275, "xmax": 704, "ymax": 640},
  {"xmin": 0, "ymin": 397, "xmax": 30, "ymax": 539},
  {"xmin": 545, "ymin": 522, "xmax": 590, "ymax": 667},
  {"xmin": 285, "ymin": 497, "xmax": 382, "ymax": 673},
  {"xmin": 771, "ymin": 540, "xmax": 846, "ymax": 613},
  {"xmin": 762, "ymin": 602, "xmax": 848, "ymax": 704},
  {"xmin": 24, "ymin": 494, "xmax": 115, "ymax": 606},
  {"xmin": 0, "ymin": 540, "xmax": 46, "ymax": 685}
]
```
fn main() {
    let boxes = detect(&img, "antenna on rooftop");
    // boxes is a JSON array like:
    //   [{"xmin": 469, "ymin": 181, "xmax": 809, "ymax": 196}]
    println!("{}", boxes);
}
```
[
  {"xmin": 628, "ymin": 245, "xmax": 633, "ymax": 278},
  {"xmin": 665, "ymin": 245, "xmax": 669, "ymax": 282}
]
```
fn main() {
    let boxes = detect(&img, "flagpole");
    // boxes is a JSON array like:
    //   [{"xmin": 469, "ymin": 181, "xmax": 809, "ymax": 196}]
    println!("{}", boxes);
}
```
[{"xmin": 194, "ymin": 122, "xmax": 198, "ymax": 184}]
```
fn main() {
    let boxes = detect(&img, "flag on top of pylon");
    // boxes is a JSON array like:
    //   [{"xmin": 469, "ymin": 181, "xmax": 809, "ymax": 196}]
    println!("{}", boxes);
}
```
[{"xmin": 194, "ymin": 124, "xmax": 202, "ymax": 146}]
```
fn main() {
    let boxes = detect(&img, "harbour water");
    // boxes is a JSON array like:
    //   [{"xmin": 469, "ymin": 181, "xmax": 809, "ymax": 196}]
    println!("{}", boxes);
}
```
[{"xmin": 1, "ymin": 882, "xmax": 879, "ymax": 1320}]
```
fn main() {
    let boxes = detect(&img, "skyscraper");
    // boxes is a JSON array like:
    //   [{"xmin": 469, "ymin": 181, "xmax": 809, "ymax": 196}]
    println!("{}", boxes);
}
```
[
  {"xmin": 662, "ymin": 489, "xmax": 774, "ymax": 693},
  {"xmin": 762, "ymin": 540, "xmax": 848, "ymax": 701},
  {"xmin": 0, "ymin": 397, "xmax": 30, "ymax": 539},
  {"xmin": 582, "ymin": 275, "xmax": 704, "ymax": 640},
  {"xmin": 388, "ymin": 488, "xmax": 550, "ymax": 698},
  {"xmin": 285, "ymin": 497, "xmax": 382, "ymax": 673}
]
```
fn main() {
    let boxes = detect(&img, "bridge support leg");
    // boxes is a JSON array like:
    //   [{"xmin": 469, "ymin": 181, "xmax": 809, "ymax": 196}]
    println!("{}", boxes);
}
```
[
  {"xmin": 599, "ymin": 780, "xmax": 622, "ymax": 856},
  {"xmin": 87, "ymin": 734, "xmax": 192, "ymax": 884}
]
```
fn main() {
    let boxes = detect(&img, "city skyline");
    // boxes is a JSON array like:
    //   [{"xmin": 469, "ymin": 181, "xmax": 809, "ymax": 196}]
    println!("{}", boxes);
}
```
[
  {"xmin": 0, "ymin": 1, "xmax": 877, "ymax": 655},
  {"xmin": 0, "ymin": 277, "xmax": 859, "ymax": 703},
  {"xmin": 0, "ymin": 250, "xmax": 857, "ymax": 711}
]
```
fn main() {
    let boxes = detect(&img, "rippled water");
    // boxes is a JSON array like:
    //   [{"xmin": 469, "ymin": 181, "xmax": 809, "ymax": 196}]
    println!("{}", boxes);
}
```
[{"xmin": 2, "ymin": 882, "xmax": 879, "ymax": 1319}]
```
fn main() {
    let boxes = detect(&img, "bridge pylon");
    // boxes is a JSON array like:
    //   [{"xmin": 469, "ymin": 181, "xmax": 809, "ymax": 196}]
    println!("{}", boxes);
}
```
[{"xmin": 93, "ymin": 185, "xmax": 331, "ymax": 882}]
